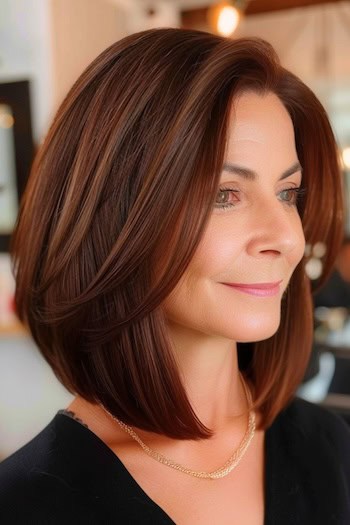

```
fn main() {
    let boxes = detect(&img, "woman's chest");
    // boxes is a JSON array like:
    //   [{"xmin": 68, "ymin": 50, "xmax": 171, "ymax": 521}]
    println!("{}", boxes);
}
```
[
  {"xmin": 120, "ymin": 428, "xmax": 265, "ymax": 525},
  {"xmin": 154, "ymin": 474, "xmax": 265, "ymax": 525}
]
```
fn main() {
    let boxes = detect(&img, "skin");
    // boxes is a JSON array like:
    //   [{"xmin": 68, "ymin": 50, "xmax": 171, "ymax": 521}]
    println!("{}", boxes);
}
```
[{"xmin": 67, "ymin": 91, "xmax": 305, "ymax": 524}]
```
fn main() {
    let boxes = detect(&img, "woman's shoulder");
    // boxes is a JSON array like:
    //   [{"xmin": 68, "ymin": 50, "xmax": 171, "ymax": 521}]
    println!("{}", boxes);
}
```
[
  {"xmin": 281, "ymin": 396, "xmax": 350, "ymax": 439},
  {"xmin": 0, "ymin": 412, "xmax": 169, "ymax": 524},
  {"xmin": 0, "ymin": 416, "xmax": 56, "ymax": 484},
  {"xmin": 270, "ymin": 396, "xmax": 350, "ymax": 465},
  {"xmin": 0, "ymin": 415, "xmax": 77, "ymax": 518},
  {"xmin": 0, "ymin": 413, "xmax": 107, "ymax": 523}
]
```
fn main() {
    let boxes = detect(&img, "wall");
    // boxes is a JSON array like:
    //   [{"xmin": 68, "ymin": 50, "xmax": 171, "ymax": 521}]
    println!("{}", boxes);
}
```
[
  {"xmin": 50, "ymin": 0, "xmax": 127, "ymax": 109},
  {"xmin": 0, "ymin": 0, "xmax": 52, "ymax": 141}
]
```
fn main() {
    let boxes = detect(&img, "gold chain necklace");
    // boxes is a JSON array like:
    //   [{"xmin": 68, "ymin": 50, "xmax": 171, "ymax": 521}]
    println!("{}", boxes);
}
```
[{"xmin": 101, "ymin": 373, "xmax": 256, "ymax": 480}]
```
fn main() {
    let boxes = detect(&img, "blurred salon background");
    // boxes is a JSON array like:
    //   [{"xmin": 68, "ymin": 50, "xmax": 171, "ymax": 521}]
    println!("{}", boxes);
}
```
[{"xmin": 1, "ymin": 0, "xmax": 350, "ymax": 461}]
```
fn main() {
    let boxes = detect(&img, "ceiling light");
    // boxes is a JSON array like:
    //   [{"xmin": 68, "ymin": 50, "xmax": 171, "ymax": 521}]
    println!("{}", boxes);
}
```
[{"xmin": 208, "ymin": 1, "xmax": 247, "ymax": 37}]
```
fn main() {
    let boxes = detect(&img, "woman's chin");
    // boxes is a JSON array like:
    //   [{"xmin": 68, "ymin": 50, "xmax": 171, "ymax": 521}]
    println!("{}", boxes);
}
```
[{"xmin": 223, "ymin": 313, "xmax": 281, "ymax": 343}]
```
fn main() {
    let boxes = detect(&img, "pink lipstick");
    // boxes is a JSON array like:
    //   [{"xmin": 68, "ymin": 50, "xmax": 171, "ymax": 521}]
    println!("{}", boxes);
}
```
[{"xmin": 221, "ymin": 281, "xmax": 282, "ymax": 297}]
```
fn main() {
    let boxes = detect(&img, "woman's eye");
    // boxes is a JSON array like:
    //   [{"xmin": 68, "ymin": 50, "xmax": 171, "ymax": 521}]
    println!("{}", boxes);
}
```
[
  {"xmin": 214, "ymin": 188, "xmax": 240, "ymax": 209},
  {"xmin": 279, "ymin": 187, "xmax": 305, "ymax": 206}
]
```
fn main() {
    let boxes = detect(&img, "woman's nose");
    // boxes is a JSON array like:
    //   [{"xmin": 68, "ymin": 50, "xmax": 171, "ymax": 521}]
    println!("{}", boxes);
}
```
[{"xmin": 246, "ymin": 200, "xmax": 305, "ymax": 258}]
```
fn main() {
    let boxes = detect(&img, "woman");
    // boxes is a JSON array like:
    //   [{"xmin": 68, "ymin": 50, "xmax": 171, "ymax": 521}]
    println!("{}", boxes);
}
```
[{"xmin": 0, "ymin": 28, "xmax": 349, "ymax": 524}]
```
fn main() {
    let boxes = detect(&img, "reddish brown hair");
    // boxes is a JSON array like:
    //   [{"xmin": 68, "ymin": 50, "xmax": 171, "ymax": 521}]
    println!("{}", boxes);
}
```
[{"xmin": 11, "ymin": 28, "xmax": 343, "ymax": 439}]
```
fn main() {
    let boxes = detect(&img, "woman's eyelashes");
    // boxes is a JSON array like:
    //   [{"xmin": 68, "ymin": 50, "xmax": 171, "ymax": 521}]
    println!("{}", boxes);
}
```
[
  {"xmin": 214, "ymin": 187, "xmax": 240, "ymax": 210},
  {"xmin": 278, "ymin": 186, "xmax": 306, "ymax": 206},
  {"xmin": 213, "ymin": 185, "xmax": 306, "ymax": 211}
]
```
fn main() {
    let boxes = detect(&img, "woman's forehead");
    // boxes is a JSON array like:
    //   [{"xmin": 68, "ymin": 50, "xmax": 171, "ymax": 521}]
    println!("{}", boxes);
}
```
[{"xmin": 223, "ymin": 92, "xmax": 297, "ymax": 173}]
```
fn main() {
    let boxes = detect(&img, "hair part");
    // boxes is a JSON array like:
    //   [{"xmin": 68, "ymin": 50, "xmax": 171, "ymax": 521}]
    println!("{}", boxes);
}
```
[{"xmin": 11, "ymin": 28, "xmax": 343, "ymax": 439}]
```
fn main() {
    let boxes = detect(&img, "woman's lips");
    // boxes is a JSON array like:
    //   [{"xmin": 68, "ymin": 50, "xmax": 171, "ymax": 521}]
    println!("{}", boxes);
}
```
[{"xmin": 221, "ymin": 281, "xmax": 283, "ymax": 297}]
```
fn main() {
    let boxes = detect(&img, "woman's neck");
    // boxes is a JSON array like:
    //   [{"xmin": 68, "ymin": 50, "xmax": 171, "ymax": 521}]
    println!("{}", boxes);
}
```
[
  {"xmin": 67, "ymin": 327, "xmax": 249, "ymax": 445},
  {"xmin": 166, "ymin": 322, "xmax": 246, "ymax": 432}
]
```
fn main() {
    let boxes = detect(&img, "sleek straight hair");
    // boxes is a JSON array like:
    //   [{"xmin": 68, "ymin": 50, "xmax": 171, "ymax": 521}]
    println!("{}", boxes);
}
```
[{"xmin": 11, "ymin": 28, "xmax": 343, "ymax": 439}]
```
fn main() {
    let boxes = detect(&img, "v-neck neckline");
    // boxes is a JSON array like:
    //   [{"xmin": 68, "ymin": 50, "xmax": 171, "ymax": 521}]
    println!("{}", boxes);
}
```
[
  {"xmin": 55, "ymin": 409, "xmax": 281, "ymax": 524},
  {"xmin": 56, "ymin": 411, "xmax": 176, "ymax": 522}
]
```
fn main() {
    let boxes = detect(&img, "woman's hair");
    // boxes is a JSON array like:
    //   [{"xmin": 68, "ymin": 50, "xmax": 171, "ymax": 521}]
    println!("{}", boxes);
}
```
[{"xmin": 11, "ymin": 28, "xmax": 343, "ymax": 439}]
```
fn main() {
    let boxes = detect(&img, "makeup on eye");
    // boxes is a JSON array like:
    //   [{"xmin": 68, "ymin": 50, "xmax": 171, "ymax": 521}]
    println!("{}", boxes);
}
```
[
  {"xmin": 213, "ymin": 184, "xmax": 306, "ymax": 210},
  {"xmin": 278, "ymin": 186, "xmax": 306, "ymax": 206},
  {"xmin": 214, "ymin": 187, "xmax": 240, "ymax": 209}
]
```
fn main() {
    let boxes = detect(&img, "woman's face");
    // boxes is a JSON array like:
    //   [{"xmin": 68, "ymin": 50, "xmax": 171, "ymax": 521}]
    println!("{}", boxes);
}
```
[{"xmin": 163, "ymin": 91, "xmax": 305, "ymax": 343}]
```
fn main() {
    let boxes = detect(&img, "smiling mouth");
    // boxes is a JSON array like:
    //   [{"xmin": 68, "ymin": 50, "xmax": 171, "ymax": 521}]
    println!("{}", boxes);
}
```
[{"xmin": 221, "ymin": 281, "xmax": 283, "ymax": 297}]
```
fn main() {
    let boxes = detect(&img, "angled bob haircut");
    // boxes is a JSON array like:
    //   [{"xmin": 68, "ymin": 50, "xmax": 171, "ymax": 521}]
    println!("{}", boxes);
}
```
[{"xmin": 11, "ymin": 28, "xmax": 343, "ymax": 439}]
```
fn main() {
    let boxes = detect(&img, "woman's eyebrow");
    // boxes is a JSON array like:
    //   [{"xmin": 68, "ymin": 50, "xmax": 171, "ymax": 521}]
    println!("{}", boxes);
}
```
[{"xmin": 221, "ymin": 161, "xmax": 303, "ymax": 181}]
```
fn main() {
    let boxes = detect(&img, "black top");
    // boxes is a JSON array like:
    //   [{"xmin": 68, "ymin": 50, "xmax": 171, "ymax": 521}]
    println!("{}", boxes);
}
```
[{"xmin": 0, "ymin": 398, "xmax": 349, "ymax": 524}]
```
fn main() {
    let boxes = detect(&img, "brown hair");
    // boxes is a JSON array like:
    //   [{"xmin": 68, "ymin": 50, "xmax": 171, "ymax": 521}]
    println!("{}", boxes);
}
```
[{"xmin": 11, "ymin": 28, "xmax": 343, "ymax": 439}]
